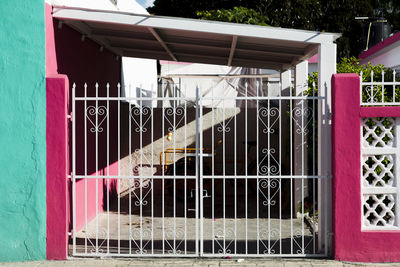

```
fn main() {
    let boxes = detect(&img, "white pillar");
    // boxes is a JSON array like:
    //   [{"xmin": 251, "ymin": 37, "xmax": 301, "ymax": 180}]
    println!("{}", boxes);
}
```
[
  {"xmin": 294, "ymin": 61, "xmax": 309, "ymax": 218},
  {"xmin": 318, "ymin": 42, "xmax": 336, "ymax": 255},
  {"xmin": 280, "ymin": 69, "xmax": 291, "ymax": 94}
]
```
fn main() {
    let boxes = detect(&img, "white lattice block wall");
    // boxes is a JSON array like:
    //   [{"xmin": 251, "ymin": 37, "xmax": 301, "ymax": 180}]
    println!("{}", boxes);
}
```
[{"xmin": 361, "ymin": 117, "xmax": 400, "ymax": 230}]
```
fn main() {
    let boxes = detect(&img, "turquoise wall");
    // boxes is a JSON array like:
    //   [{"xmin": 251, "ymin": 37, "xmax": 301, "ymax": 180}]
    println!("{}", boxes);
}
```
[{"xmin": 0, "ymin": 0, "xmax": 46, "ymax": 261}]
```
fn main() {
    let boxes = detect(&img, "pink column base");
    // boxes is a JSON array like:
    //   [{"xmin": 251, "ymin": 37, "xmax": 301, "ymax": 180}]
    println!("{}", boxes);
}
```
[
  {"xmin": 46, "ymin": 75, "xmax": 69, "ymax": 260},
  {"xmin": 332, "ymin": 73, "xmax": 400, "ymax": 262}
]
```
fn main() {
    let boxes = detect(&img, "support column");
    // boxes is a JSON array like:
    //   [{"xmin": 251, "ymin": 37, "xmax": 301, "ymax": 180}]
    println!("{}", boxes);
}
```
[
  {"xmin": 294, "ymin": 61, "xmax": 309, "ymax": 217},
  {"xmin": 318, "ymin": 42, "xmax": 337, "ymax": 254},
  {"xmin": 280, "ymin": 69, "xmax": 291, "ymax": 94}
]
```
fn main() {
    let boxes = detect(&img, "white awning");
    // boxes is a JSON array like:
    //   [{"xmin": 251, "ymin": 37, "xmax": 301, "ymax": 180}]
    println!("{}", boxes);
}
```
[{"xmin": 52, "ymin": 6, "xmax": 341, "ymax": 70}]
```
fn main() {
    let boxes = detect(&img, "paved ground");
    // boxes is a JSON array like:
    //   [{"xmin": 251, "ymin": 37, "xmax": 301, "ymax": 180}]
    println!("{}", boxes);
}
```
[
  {"xmin": 74, "ymin": 213, "xmax": 315, "ymax": 255},
  {"xmin": 1, "ymin": 258, "xmax": 400, "ymax": 267},
  {"xmin": 77, "ymin": 213, "xmax": 310, "ymax": 241}
]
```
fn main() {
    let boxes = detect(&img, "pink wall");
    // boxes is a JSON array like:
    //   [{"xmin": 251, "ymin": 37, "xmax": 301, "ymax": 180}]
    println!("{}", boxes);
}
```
[
  {"xmin": 45, "ymin": 3, "xmax": 121, "ymax": 85},
  {"xmin": 332, "ymin": 73, "xmax": 400, "ymax": 262},
  {"xmin": 45, "ymin": 4, "xmax": 57, "ymax": 76},
  {"xmin": 46, "ymin": 75, "xmax": 69, "ymax": 260},
  {"xmin": 75, "ymin": 162, "xmax": 118, "ymax": 232},
  {"xmin": 46, "ymin": 3, "xmax": 121, "ymax": 259}
]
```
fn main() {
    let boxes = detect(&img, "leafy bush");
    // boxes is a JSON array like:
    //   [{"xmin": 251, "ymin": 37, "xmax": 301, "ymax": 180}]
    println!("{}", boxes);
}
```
[
  {"xmin": 308, "ymin": 57, "xmax": 400, "ymax": 102},
  {"xmin": 197, "ymin": 7, "xmax": 269, "ymax": 26}
]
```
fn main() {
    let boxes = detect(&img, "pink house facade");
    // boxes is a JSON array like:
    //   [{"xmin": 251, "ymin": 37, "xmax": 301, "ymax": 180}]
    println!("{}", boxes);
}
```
[{"xmin": 359, "ymin": 31, "xmax": 400, "ymax": 72}]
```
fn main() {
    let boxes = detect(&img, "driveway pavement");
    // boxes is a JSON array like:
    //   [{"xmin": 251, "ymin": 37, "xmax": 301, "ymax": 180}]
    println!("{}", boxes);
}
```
[{"xmin": 1, "ymin": 258, "xmax": 399, "ymax": 267}]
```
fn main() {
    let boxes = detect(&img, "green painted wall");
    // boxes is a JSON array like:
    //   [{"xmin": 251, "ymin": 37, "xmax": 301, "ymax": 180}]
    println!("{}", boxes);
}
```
[{"xmin": 0, "ymin": 0, "xmax": 46, "ymax": 262}]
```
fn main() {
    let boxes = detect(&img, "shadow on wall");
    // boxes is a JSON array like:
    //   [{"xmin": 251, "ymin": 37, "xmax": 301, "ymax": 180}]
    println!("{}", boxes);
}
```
[{"xmin": 52, "ymin": 18, "xmax": 122, "ymax": 232}]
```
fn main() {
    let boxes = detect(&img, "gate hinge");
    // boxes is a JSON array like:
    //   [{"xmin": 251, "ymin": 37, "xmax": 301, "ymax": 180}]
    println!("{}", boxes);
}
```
[
  {"xmin": 67, "ymin": 112, "xmax": 72, "ymax": 121},
  {"xmin": 68, "ymin": 173, "xmax": 73, "ymax": 179}
]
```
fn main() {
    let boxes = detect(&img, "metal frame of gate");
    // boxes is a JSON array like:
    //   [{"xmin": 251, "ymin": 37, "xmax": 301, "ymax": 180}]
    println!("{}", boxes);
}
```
[{"xmin": 70, "ymin": 78, "xmax": 330, "ymax": 258}]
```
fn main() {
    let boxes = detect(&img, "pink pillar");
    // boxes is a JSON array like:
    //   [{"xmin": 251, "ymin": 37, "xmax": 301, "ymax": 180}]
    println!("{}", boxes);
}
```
[
  {"xmin": 332, "ymin": 73, "xmax": 400, "ymax": 262},
  {"xmin": 46, "ymin": 75, "xmax": 69, "ymax": 260}
]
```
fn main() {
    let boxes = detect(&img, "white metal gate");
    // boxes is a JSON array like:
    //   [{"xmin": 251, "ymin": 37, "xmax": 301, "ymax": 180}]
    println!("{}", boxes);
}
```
[{"xmin": 71, "ymin": 79, "xmax": 330, "ymax": 257}]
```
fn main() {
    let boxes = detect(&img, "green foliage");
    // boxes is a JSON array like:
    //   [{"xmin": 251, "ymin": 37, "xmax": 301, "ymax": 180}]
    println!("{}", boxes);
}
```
[
  {"xmin": 307, "ymin": 72, "xmax": 318, "ymax": 97},
  {"xmin": 197, "ymin": 7, "xmax": 269, "ymax": 26},
  {"xmin": 251, "ymin": 0, "xmax": 323, "ymax": 30},
  {"xmin": 148, "ymin": 0, "xmax": 400, "ymax": 59},
  {"xmin": 336, "ymin": 56, "xmax": 387, "ymax": 80},
  {"xmin": 147, "ymin": 0, "xmax": 247, "ymax": 18},
  {"xmin": 308, "ymin": 57, "xmax": 400, "ymax": 103},
  {"xmin": 294, "ymin": 56, "xmax": 398, "ymax": 104},
  {"xmin": 297, "ymin": 197, "xmax": 317, "ymax": 215}
]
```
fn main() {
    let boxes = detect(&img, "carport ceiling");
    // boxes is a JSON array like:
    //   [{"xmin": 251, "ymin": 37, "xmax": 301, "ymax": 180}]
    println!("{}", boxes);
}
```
[{"xmin": 52, "ymin": 6, "xmax": 341, "ymax": 70}]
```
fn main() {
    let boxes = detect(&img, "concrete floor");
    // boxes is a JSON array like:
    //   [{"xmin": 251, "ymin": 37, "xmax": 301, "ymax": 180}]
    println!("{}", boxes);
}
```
[
  {"xmin": 73, "ymin": 175, "xmax": 319, "ymax": 256},
  {"xmin": 76, "ymin": 212, "xmax": 311, "ymax": 240},
  {"xmin": 74, "ymin": 212, "xmax": 316, "ymax": 256}
]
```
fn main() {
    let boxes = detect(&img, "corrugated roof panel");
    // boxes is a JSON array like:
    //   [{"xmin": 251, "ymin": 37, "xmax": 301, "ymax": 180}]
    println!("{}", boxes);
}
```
[{"xmin": 52, "ymin": 6, "xmax": 340, "ymax": 70}]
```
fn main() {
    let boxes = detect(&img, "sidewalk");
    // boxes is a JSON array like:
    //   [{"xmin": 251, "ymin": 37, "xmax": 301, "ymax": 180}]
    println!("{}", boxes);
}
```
[{"xmin": 1, "ymin": 258, "xmax": 399, "ymax": 267}]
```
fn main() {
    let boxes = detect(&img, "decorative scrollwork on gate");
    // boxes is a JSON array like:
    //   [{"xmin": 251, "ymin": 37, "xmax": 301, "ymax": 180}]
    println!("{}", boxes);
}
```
[
  {"xmin": 132, "ymin": 148, "xmax": 154, "ymax": 176},
  {"xmin": 363, "ymin": 85, "xmax": 380, "ymax": 103},
  {"xmin": 259, "ymin": 178, "xmax": 280, "ymax": 206},
  {"xmin": 258, "ymin": 107, "xmax": 280, "ymax": 134},
  {"xmin": 260, "ymin": 228, "xmax": 280, "ymax": 254},
  {"xmin": 215, "ymin": 109, "xmax": 235, "ymax": 133},
  {"xmin": 292, "ymin": 229, "xmax": 314, "ymax": 254},
  {"xmin": 130, "ymin": 178, "xmax": 152, "ymax": 207},
  {"xmin": 130, "ymin": 228, "xmax": 152, "ymax": 254},
  {"xmin": 292, "ymin": 106, "xmax": 313, "ymax": 135},
  {"xmin": 86, "ymin": 106, "xmax": 108, "ymax": 133},
  {"xmin": 214, "ymin": 227, "xmax": 236, "ymax": 255},
  {"xmin": 130, "ymin": 106, "xmax": 152, "ymax": 133},
  {"xmin": 164, "ymin": 107, "xmax": 185, "ymax": 132},
  {"xmin": 164, "ymin": 225, "xmax": 185, "ymax": 255},
  {"xmin": 258, "ymin": 148, "xmax": 280, "ymax": 175},
  {"xmin": 217, "ymin": 123, "xmax": 231, "ymax": 133},
  {"xmin": 85, "ymin": 227, "xmax": 108, "ymax": 253}
]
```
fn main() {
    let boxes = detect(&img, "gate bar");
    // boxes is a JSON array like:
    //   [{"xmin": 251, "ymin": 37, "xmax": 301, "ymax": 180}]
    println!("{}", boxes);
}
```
[{"xmin": 72, "ymin": 83, "xmax": 76, "ymax": 255}]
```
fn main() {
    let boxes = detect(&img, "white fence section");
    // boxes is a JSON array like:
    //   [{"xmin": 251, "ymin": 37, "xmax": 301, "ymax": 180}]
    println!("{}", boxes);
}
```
[
  {"xmin": 361, "ymin": 117, "xmax": 400, "ymax": 230},
  {"xmin": 71, "ymin": 79, "xmax": 330, "ymax": 257},
  {"xmin": 360, "ymin": 71, "xmax": 400, "ymax": 230},
  {"xmin": 361, "ymin": 70, "xmax": 400, "ymax": 106}
]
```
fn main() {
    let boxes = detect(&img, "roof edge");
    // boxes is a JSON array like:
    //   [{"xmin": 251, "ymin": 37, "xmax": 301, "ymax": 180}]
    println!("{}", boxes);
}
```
[
  {"xmin": 52, "ymin": 5, "xmax": 341, "ymax": 43},
  {"xmin": 359, "ymin": 31, "xmax": 400, "ymax": 60}
]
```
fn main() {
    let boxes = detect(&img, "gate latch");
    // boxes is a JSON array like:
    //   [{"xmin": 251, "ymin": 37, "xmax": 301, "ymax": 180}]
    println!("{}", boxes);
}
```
[
  {"xmin": 190, "ymin": 189, "xmax": 211, "ymax": 198},
  {"xmin": 202, "ymin": 189, "xmax": 211, "ymax": 198}
]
